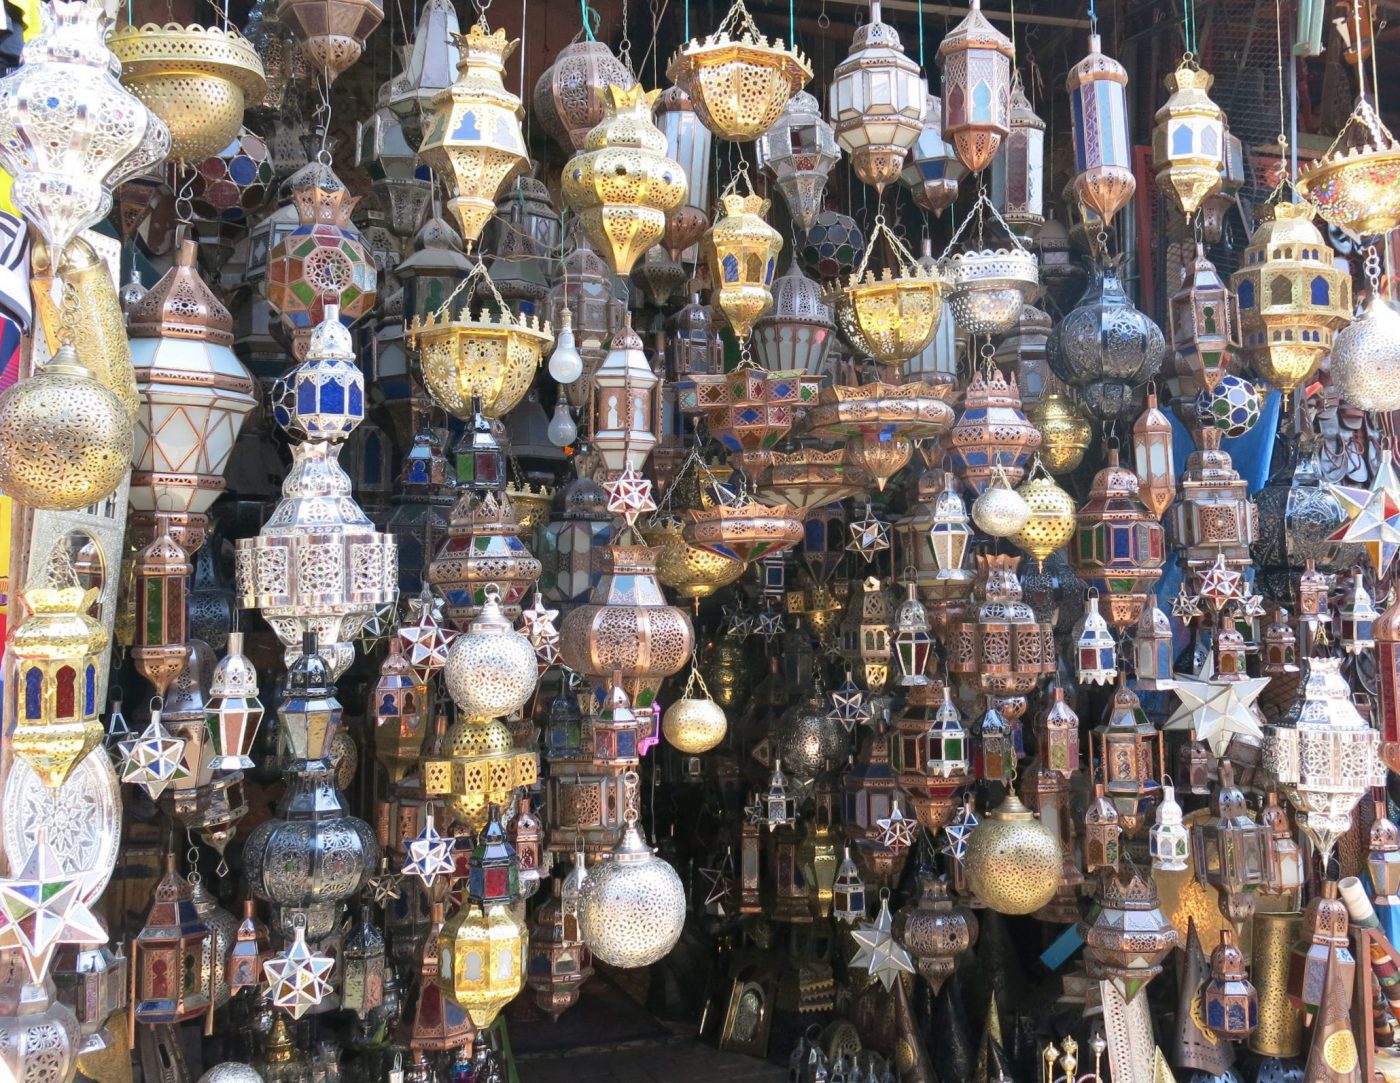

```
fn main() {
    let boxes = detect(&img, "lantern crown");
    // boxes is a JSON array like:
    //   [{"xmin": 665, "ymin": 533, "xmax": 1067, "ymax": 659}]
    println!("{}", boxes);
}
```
[
  {"xmin": 1098, "ymin": 861, "xmax": 1162, "ymax": 910},
  {"xmin": 128, "ymin": 239, "xmax": 234, "ymax": 344},
  {"xmin": 450, "ymin": 23, "xmax": 518, "ymax": 72},
  {"xmin": 939, "ymin": 0, "xmax": 1014, "ymax": 56},
  {"xmin": 291, "ymin": 180, "xmax": 359, "ymax": 228},
  {"xmin": 305, "ymin": 306, "xmax": 356, "ymax": 361}
]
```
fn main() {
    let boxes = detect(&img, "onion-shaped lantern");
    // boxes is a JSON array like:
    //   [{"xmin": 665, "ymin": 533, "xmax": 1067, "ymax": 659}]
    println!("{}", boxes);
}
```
[
  {"xmin": 428, "ymin": 492, "xmax": 543, "ymax": 625},
  {"xmin": 901, "ymin": 94, "xmax": 964, "ymax": 216},
  {"xmin": 1151, "ymin": 59, "xmax": 1225, "ymax": 219},
  {"xmin": 703, "ymin": 178, "xmax": 782, "ymax": 345},
  {"xmin": 419, "ymin": 21, "xmax": 529, "ymax": 247},
  {"xmin": 1297, "ymin": 97, "xmax": 1400, "ymax": 240},
  {"xmin": 1330, "ymin": 293, "xmax": 1400, "ymax": 413},
  {"xmin": 936, "ymin": 0, "xmax": 1014, "ymax": 173},
  {"xmin": 827, "ymin": 215, "xmax": 943, "ymax": 368},
  {"xmin": 666, "ymin": 0, "xmax": 811, "ymax": 142},
  {"xmin": 756, "ymin": 91, "xmax": 840, "ymax": 230},
  {"xmin": 752, "ymin": 263, "xmax": 836, "ymax": 376},
  {"xmin": 0, "ymin": 0, "xmax": 171, "ymax": 254},
  {"xmin": 562, "ymin": 85, "xmax": 688, "ymax": 276},
  {"xmin": 1065, "ymin": 33, "xmax": 1135, "ymax": 224},
  {"xmin": 276, "ymin": 0, "xmax": 382, "ymax": 82},
  {"xmin": 107, "ymin": 22, "xmax": 265, "ymax": 164},
  {"xmin": 828, "ymin": 0, "xmax": 926, "ymax": 193},
  {"xmin": 534, "ymin": 41, "xmax": 636, "ymax": 153},
  {"xmin": 653, "ymin": 87, "xmax": 713, "ymax": 258},
  {"xmin": 1048, "ymin": 257, "xmax": 1166, "ymax": 421}
]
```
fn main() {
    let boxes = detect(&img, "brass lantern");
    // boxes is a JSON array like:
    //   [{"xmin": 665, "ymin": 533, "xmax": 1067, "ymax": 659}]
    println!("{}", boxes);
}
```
[
  {"xmin": 129, "ymin": 855, "xmax": 214, "ymax": 1035},
  {"xmin": 901, "ymin": 94, "xmax": 965, "ymax": 215},
  {"xmin": 533, "ymin": 41, "xmax": 636, "ymax": 153},
  {"xmin": 666, "ymin": 0, "xmax": 811, "ymax": 142},
  {"xmin": 963, "ymin": 791, "xmax": 1061, "ymax": 915},
  {"xmin": 1093, "ymin": 677, "xmax": 1164, "ymax": 831},
  {"xmin": 527, "ymin": 876, "xmax": 593, "ymax": 1019},
  {"xmin": 561, "ymin": 84, "xmax": 688, "ymax": 276},
  {"xmin": 1070, "ymin": 449, "xmax": 1167, "ymax": 629},
  {"xmin": 429, "ymin": 492, "xmax": 542, "ymax": 625},
  {"xmin": 703, "ymin": 180, "xmax": 783, "ymax": 345},
  {"xmin": 949, "ymin": 366, "xmax": 1042, "ymax": 494},
  {"xmin": 1191, "ymin": 761, "xmax": 1272, "ymax": 924},
  {"xmin": 756, "ymin": 91, "xmax": 840, "ymax": 230},
  {"xmin": 1151, "ymin": 59, "xmax": 1225, "ymax": 219},
  {"xmin": 1081, "ymin": 863, "xmax": 1178, "ymax": 1002},
  {"xmin": 1168, "ymin": 245, "xmax": 1238, "ymax": 400},
  {"xmin": 1012, "ymin": 460, "xmax": 1077, "ymax": 565},
  {"xmin": 106, "ymin": 22, "xmax": 265, "ymax": 164},
  {"xmin": 276, "ymin": 0, "xmax": 381, "ymax": 82},
  {"xmin": 1298, "ymin": 96, "xmax": 1400, "ymax": 241},
  {"xmin": 7, "ymin": 557, "xmax": 108, "ymax": 790},
  {"xmin": 948, "ymin": 554, "xmax": 1055, "ymax": 718},
  {"xmin": 422, "ymin": 718, "xmax": 537, "ymax": 831},
  {"xmin": 1065, "ymin": 33, "xmax": 1135, "ymax": 224},
  {"xmin": 1204, "ymin": 930, "xmax": 1258, "ymax": 1039},
  {"xmin": 896, "ymin": 872, "xmax": 976, "ymax": 993},
  {"xmin": 1229, "ymin": 200, "xmax": 1352, "ymax": 396},
  {"xmin": 828, "ymin": 0, "xmax": 926, "ymax": 193},
  {"xmin": 418, "ymin": 21, "xmax": 529, "ymax": 247},
  {"xmin": 372, "ymin": 639, "xmax": 426, "ymax": 782},
  {"xmin": 936, "ymin": 0, "xmax": 1015, "ymax": 174}
]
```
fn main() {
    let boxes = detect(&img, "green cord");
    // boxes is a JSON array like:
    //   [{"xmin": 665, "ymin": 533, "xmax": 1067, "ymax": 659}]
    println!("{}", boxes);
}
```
[
  {"xmin": 917, "ymin": 0, "xmax": 925, "ymax": 67},
  {"xmin": 581, "ymin": 0, "xmax": 596, "ymax": 40}
]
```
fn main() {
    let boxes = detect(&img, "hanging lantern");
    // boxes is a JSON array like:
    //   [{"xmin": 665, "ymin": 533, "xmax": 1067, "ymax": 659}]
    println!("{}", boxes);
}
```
[
  {"xmin": 276, "ymin": 0, "xmax": 381, "ymax": 82},
  {"xmin": 1093, "ymin": 677, "xmax": 1164, "ymax": 830},
  {"xmin": 936, "ymin": 0, "xmax": 1015, "ymax": 173},
  {"xmin": 1230, "ymin": 200, "xmax": 1351, "ymax": 396},
  {"xmin": 661, "ymin": 665, "xmax": 728, "ymax": 754},
  {"xmin": 703, "ymin": 180, "xmax": 783, "ymax": 344},
  {"xmin": 892, "ymin": 583, "xmax": 935, "ymax": 686},
  {"xmin": 442, "ymin": 587, "xmax": 538, "ymax": 720},
  {"xmin": 205, "ymin": 630, "xmax": 263, "ymax": 771},
  {"xmin": 1264, "ymin": 654, "xmax": 1385, "ymax": 865},
  {"xmin": 1328, "ymin": 289, "xmax": 1400, "ymax": 414},
  {"xmin": 948, "ymin": 554, "xmax": 1055, "ymax": 719},
  {"xmin": 896, "ymin": 872, "xmax": 977, "ymax": 994},
  {"xmin": 1133, "ymin": 602, "xmax": 1176, "ymax": 690},
  {"xmin": 341, "ymin": 904, "xmax": 386, "ymax": 1020},
  {"xmin": 418, "ymin": 21, "xmax": 528, "ymax": 246},
  {"xmin": 667, "ymin": 0, "xmax": 810, "ymax": 141},
  {"xmin": 1203, "ymin": 930, "xmax": 1258, "ymax": 1039},
  {"xmin": 752, "ymin": 263, "xmax": 837, "ymax": 376},
  {"xmin": 7, "ymin": 560, "xmax": 108, "ymax": 790},
  {"xmin": 357, "ymin": 86, "xmax": 432, "ymax": 239},
  {"xmin": 0, "ymin": 0, "xmax": 171, "ymax": 253},
  {"xmin": 0, "ymin": 343, "xmax": 132, "ymax": 514},
  {"xmin": 131, "ymin": 522, "xmax": 192, "ymax": 698},
  {"xmin": 652, "ymin": 86, "xmax": 713, "ymax": 258},
  {"xmin": 1169, "ymin": 245, "xmax": 1238, "ymax": 401},
  {"xmin": 428, "ymin": 492, "xmax": 541, "ymax": 625},
  {"xmin": 1340, "ymin": 575, "xmax": 1378, "ymax": 653},
  {"xmin": 1192, "ymin": 761, "xmax": 1273, "ymax": 924},
  {"xmin": 928, "ymin": 472, "xmax": 975, "ymax": 579},
  {"xmin": 129, "ymin": 855, "xmax": 214, "ymax": 1034},
  {"xmin": 1130, "ymin": 389, "xmax": 1176, "ymax": 520},
  {"xmin": 971, "ymin": 469, "xmax": 1032, "ymax": 537},
  {"xmin": 950, "ymin": 366, "xmax": 1042, "ymax": 495},
  {"xmin": 1084, "ymin": 784, "xmax": 1122, "ymax": 872},
  {"xmin": 225, "ymin": 900, "xmax": 271, "ymax": 996},
  {"xmin": 527, "ymin": 875, "xmax": 593, "ymax": 1019},
  {"xmin": 1297, "ymin": 92, "xmax": 1400, "ymax": 239},
  {"xmin": 1011, "ymin": 460, "xmax": 1076, "ymax": 564},
  {"xmin": 892, "ymin": 683, "xmax": 969, "ymax": 832},
  {"xmin": 579, "ymin": 815, "xmax": 686, "ymax": 967},
  {"xmin": 1070, "ymin": 449, "xmax": 1167, "ymax": 629},
  {"xmin": 589, "ymin": 314, "xmax": 661, "ymax": 475},
  {"xmin": 263, "ymin": 172, "xmax": 378, "ymax": 361},
  {"xmin": 756, "ymin": 90, "xmax": 840, "ymax": 229},
  {"xmin": 533, "ymin": 41, "xmax": 635, "ymax": 153},
  {"xmin": 900, "ymin": 94, "xmax": 964, "ymax": 215},
  {"xmin": 1379, "ymin": 592, "xmax": 1400, "ymax": 771},
  {"xmin": 183, "ymin": 128, "xmax": 274, "ymax": 224},
  {"xmin": 677, "ymin": 368, "xmax": 820, "ymax": 474},
  {"xmin": 1065, "ymin": 33, "xmax": 1135, "ymax": 223},
  {"xmin": 1075, "ymin": 591, "xmax": 1117, "ymax": 684},
  {"xmin": 1150, "ymin": 783, "xmax": 1190, "ymax": 871},
  {"xmin": 562, "ymin": 85, "xmax": 687, "ymax": 275},
  {"xmin": 963, "ymin": 792, "xmax": 1061, "ymax": 915},
  {"xmin": 1039, "ymin": 684, "xmax": 1080, "ymax": 777},
  {"xmin": 990, "ymin": 78, "xmax": 1046, "ymax": 235},
  {"xmin": 828, "ymin": 0, "xmax": 926, "ymax": 192},
  {"xmin": 1151, "ymin": 59, "xmax": 1225, "ymax": 218},
  {"xmin": 422, "ymin": 718, "xmax": 537, "ymax": 831},
  {"xmin": 1081, "ymin": 864, "xmax": 1178, "ymax": 1002}
]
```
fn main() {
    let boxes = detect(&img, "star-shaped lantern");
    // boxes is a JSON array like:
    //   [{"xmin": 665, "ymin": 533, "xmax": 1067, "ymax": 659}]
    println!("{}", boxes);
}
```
[
  {"xmin": 941, "ymin": 795, "xmax": 980, "ymax": 863},
  {"xmin": 263, "ymin": 920, "xmax": 335, "ymax": 1019},
  {"xmin": 876, "ymin": 800, "xmax": 918, "ymax": 852},
  {"xmin": 1241, "ymin": 593, "xmax": 1266, "ymax": 619},
  {"xmin": 604, "ymin": 466, "xmax": 658, "ymax": 528},
  {"xmin": 402, "ymin": 812, "xmax": 458, "ymax": 888},
  {"xmin": 1163, "ymin": 655, "xmax": 1270, "ymax": 757},
  {"xmin": 754, "ymin": 600, "xmax": 785, "ymax": 641},
  {"xmin": 1171, "ymin": 586, "xmax": 1203, "ymax": 622},
  {"xmin": 520, "ymin": 591, "xmax": 561, "ymax": 669},
  {"xmin": 698, "ymin": 851, "xmax": 736, "ymax": 916},
  {"xmin": 721, "ymin": 603, "xmax": 755, "ymax": 638},
  {"xmin": 1196, "ymin": 554, "xmax": 1244, "ymax": 613},
  {"xmin": 0, "ymin": 831, "xmax": 106, "ymax": 982},
  {"xmin": 366, "ymin": 857, "xmax": 404, "ymax": 906},
  {"xmin": 849, "ymin": 892, "xmax": 916, "ymax": 991},
  {"xmin": 118, "ymin": 711, "xmax": 189, "ymax": 798},
  {"xmin": 398, "ymin": 585, "xmax": 457, "ymax": 683},
  {"xmin": 1331, "ymin": 458, "xmax": 1400, "ymax": 579},
  {"xmin": 847, "ymin": 504, "xmax": 892, "ymax": 561},
  {"xmin": 827, "ymin": 672, "xmax": 872, "ymax": 732}
]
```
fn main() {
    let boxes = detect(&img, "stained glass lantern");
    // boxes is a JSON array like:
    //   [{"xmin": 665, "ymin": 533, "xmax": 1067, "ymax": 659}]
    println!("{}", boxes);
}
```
[
  {"xmin": 340, "ymin": 905, "xmax": 386, "ymax": 1020},
  {"xmin": 667, "ymin": 296, "xmax": 725, "ymax": 378},
  {"xmin": 666, "ymin": 0, "xmax": 811, "ymax": 141},
  {"xmin": 439, "ymin": 846, "xmax": 526, "ymax": 1027},
  {"xmin": 527, "ymin": 876, "xmax": 593, "ymax": 1019},
  {"xmin": 130, "ymin": 855, "xmax": 214, "ymax": 1034},
  {"xmin": 975, "ymin": 706, "xmax": 1015, "ymax": 784},
  {"xmin": 1040, "ymin": 684, "xmax": 1080, "ymax": 777},
  {"xmin": 541, "ymin": 477, "xmax": 614, "ymax": 605},
  {"xmin": 1149, "ymin": 783, "xmax": 1189, "ymax": 871},
  {"xmin": 949, "ymin": 366, "xmax": 1042, "ymax": 494},
  {"xmin": 418, "ymin": 21, "xmax": 528, "ymax": 247},
  {"xmin": 1169, "ymin": 245, "xmax": 1238, "ymax": 401},
  {"xmin": 357, "ymin": 86, "xmax": 431, "ymax": 239},
  {"xmin": 1084, "ymin": 784, "xmax": 1122, "ymax": 872},
  {"xmin": 1152, "ymin": 59, "xmax": 1225, "ymax": 219},
  {"xmin": 1366, "ymin": 799, "xmax": 1400, "ymax": 943},
  {"xmin": 1192, "ymin": 762, "xmax": 1273, "ymax": 923},
  {"xmin": 562, "ymin": 85, "xmax": 687, "ymax": 276},
  {"xmin": 1378, "ymin": 593, "xmax": 1400, "ymax": 770},
  {"xmin": 798, "ymin": 211, "xmax": 866, "ymax": 280},
  {"xmin": 1202, "ymin": 930, "xmax": 1258, "ymax": 1039},
  {"xmin": 893, "ymin": 583, "xmax": 934, "ymax": 686},
  {"xmin": 1093, "ymin": 678, "xmax": 1164, "ymax": 831},
  {"xmin": 1081, "ymin": 864, "xmax": 1177, "ymax": 1002},
  {"xmin": 131, "ymin": 523, "xmax": 192, "ymax": 698},
  {"xmin": 653, "ymin": 86, "xmax": 713, "ymax": 258},
  {"xmin": 990, "ymin": 79, "xmax": 1045, "ymax": 235},
  {"xmin": 1076, "ymin": 592, "xmax": 1117, "ymax": 685},
  {"xmin": 936, "ymin": 0, "xmax": 1015, "ymax": 173},
  {"xmin": 591, "ymin": 675, "xmax": 641, "ymax": 769},
  {"xmin": 1070, "ymin": 449, "xmax": 1167, "ymax": 629},
  {"xmin": 901, "ymin": 94, "xmax": 964, "ymax": 215},
  {"xmin": 1131, "ymin": 389, "xmax": 1176, "ymax": 520},
  {"xmin": 264, "ymin": 173, "xmax": 378, "ymax": 361},
  {"xmin": 1229, "ymin": 201, "xmax": 1352, "ymax": 397},
  {"xmin": 928, "ymin": 473, "xmax": 974, "ymax": 579},
  {"xmin": 1065, "ymin": 33, "xmax": 1134, "ymax": 224},
  {"xmin": 428, "ymin": 491, "xmax": 542, "ymax": 626},
  {"xmin": 1133, "ymin": 602, "xmax": 1175, "ymax": 691},
  {"xmin": 591, "ymin": 315, "xmax": 661, "ymax": 475},
  {"xmin": 205, "ymin": 630, "xmax": 264, "ymax": 771},
  {"xmin": 752, "ymin": 264, "xmax": 836, "ymax": 376},
  {"xmin": 703, "ymin": 184, "xmax": 783, "ymax": 344},
  {"xmin": 828, "ymin": 0, "xmax": 926, "ymax": 192},
  {"xmin": 892, "ymin": 683, "xmax": 968, "ymax": 833},
  {"xmin": 185, "ymin": 130, "xmax": 274, "ymax": 223},
  {"xmin": 1340, "ymin": 574, "xmax": 1378, "ymax": 654},
  {"xmin": 1171, "ymin": 429, "xmax": 1257, "ymax": 579},
  {"xmin": 756, "ymin": 90, "xmax": 840, "ymax": 230}
]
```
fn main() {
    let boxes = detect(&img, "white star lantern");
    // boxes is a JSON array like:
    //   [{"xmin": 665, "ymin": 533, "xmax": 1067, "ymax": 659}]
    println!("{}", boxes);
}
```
[
  {"xmin": 263, "ymin": 920, "xmax": 334, "ymax": 1019},
  {"xmin": 1330, "ymin": 457, "xmax": 1400, "ymax": 579},
  {"xmin": 402, "ymin": 812, "xmax": 457, "ymax": 888},
  {"xmin": 849, "ymin": 892, "xmax": 915, "ymax": 990},
  {"xmin": 876, "ymin": 800, "xmax": 918, "ymax": 852},
  {"xmin": 520, "ymin": 590, "xmax": 561, "ymax": 669},
  {"xmin": 118, "ymin": 712, "xmax": 189, "ymax": 798},
  {"xmin": 1163, "ymin": 655, "xmax": 1270, "ymax": 757},
  {"xmin": 603, "ymin": 466, "xmax": 658, "ymax": 528},
  {"xmin": 0, "ymin": 831, "xmax": 106, "ymax": 982}
]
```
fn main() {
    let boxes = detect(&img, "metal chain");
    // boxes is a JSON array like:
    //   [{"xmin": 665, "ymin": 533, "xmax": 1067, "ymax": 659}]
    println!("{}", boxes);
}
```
[{"xmin": 618, "ymin": 0, "xmax": 632, "ymax": 74}]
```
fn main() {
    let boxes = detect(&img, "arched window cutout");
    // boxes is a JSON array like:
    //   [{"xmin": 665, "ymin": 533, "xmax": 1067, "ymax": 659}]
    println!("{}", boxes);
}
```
[
  {"xmin": 24, "ymin": 668, "xmax": 42, "ymax": 720},
  {"xmin": 55, "ymin": 666, "xmax": 75, "ymax": 720},
  {"xmin": 1270, "ymin": 277, "xmax": 1293, "ymax": 306},
  {"xmin": 84, "ymin": 665, "xmax": 95, "ymax": 716},
  {"xmin": 1311, "ymin": 275, "xmax": 1331, "ymax": 306},
  {"xmin": 1172, "ymin": 124, "xmax": 1194, "ymax": 155}
]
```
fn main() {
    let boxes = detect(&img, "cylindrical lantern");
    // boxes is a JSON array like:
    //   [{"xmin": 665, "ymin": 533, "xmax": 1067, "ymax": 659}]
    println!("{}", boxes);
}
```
[
  {"xmin": 1065, "ymin": 33, "xmax": 1135, "ymax": 223},
  {"xmin": 990, "ymin": 79, "xmax": 1046, "ymax": 235}
]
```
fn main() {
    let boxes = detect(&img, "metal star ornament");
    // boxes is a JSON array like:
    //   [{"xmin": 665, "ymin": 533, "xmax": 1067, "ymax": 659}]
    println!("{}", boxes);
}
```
[
  {"xmin": 1171, "ymin": 586, "xmax": 1203, "ymax": 622},
  {"xmin": 1241, "ymin": 593, "xmax": 1266, "ymax": 619},
  {"xmin": 118, "ymin": 711, "xmax": 189, "ymax": 798},
  {"xmin": 604, "ymin": 466, "xmax": 657, "ymax": 528},
  {"xmin": 0, "ymin": 831, "xmax": 106, "ymax": 982},
  {"xmin": 263, "ymin": 920, "xmax": 334, "ymax": 1019},
  {"xmin": 1196, "ymin": 554, "xmax": 1243, "ymax": 613},
  {"xmin": 847, "ymin": 504, "xmax": 891, "ymax": 562},
  {"xmin": 942, "ymin": 795, "xmax": 980, "ymax": 863},
  {"xmin": 721, "ymin": 603, "xmax": 755, "ymax": 638},
  {"xmin": 366, "ymin": 857, "xmax": 404, "ymax": 906},
  {"xmin": 1330, "ymin": 457, "xmax": 1400, "ymax": 578},
  {"xmin": 402, "ymin": 813, "xmax": 457, "ymax": 888},
  {"xmin": 754, "ymin": 600, "xmax": 785, "ymax": 641},
  {"xmin": 849, "ymin": 892, "xmax": 916, "ymax": 990},
  {"xmin": 398, "ymin": 585, "xmax": 456, "ymax": 683},
  {"xmin": 698, "ymin": 850, "xmax": 736, "ymax": 916},
  {"xmin": 520, "ymin": 591, "xmax": 561, "ymax": 669},
  {"xmin": 1163, "ymin": 654, "xmax": 1270, "ymax": 757},
  {"xmin": 827, "ymin": 672, "xmax": 872, "ymax": 732},
  {"xmin": 876, "ymin": 800, "xmax": 918, "ymax": 852}
]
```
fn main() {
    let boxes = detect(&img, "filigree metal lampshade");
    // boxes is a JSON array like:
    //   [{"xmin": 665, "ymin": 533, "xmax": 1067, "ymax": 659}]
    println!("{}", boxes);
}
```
[
  {"xmin": 752, "ymin": 263, "xmax": 836, "ymax": 376},
  {"xmin": 949, "ymin": 366, "xmax": 1041, "ymax": 494},
  {"xmin": 805, "ymin": 381, "xmax": 955, "ymax": 491},
  {"xmin": 579, "ymin": 816, "xmax": 686, "ymax": 967},
  {"xmin": 276, "ymin": 0, "xmax": 383, "ymax": 83},
  {"xmin": 1151, "ymin": 59, "xmax": 1225, "ymax": 219},
  {"xmin": 936, "ymin": 0, "xmax": 1014, "ymax": 173},
  {"xmin": 1070, "ymin": 449, "xmax": 1167, "ymax": 628},
  {"xmin": 1298, "ymin": 96, "xmax": 1400, "ymax": 240},
  {"xmin": 756, "ymin": 91, "xmax": 839, "ymax": 230},
  {"xmin": 827, "ymin": 217, "xmax": 944, "ymax": 368},
  {"xmin": 533, "ymin": 40, "xmax": 636, "ymax": 153}
]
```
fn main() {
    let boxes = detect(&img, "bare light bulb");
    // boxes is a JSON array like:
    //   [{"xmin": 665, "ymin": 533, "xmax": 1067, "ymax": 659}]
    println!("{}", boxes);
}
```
[
  {"xmin": 547, "ymin": 399, "xmax": 578, "ymax": 447},
  {"xmin": 548, "ymin": 308, "xmax": 585, "ymax": 384}
]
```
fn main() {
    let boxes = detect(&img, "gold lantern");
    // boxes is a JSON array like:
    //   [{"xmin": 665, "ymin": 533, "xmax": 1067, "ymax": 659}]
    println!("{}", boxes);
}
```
[
  {"xmin": 666, "ymin": 0, "xmax": 811, "ymax": 142},
  {"xmin": 0, "ymin": 344, "xmax": 133, "ymax": 513},
  {"xmin": 1012, "ymin": 460, "xmax": 1077, "ymax": 565},
  {"xmin": 936, "ymin": 0, "xmax": 1015, "ymax": 174},
  {"xmin": 407, "ymin": 261, "xmax": 553, "ymax": 420},
  {"xmin": 661, "ymin": 663, "xmax": 728, "ymax": 754},
  {"xmin": 1298, "ymin": 96, "xmax": 1400, "ymax": 241},
  {"xmin": 561, "ymin": 84, "xmax": 687, "ymax": 276},
  {"xmin": 684, "ymin": 499, "xmax": 806, "ymax": 565},
  {"xmin": 107, "ymin": 22, "xmax": 266, "ymax": 163},
  {"xmin": 419, "ymin": 21, "xmax": 529, "ymax": 246},
  {"xmin": 826, "ymin": 216, "xmax": 944, "ymax": 368},
  {"xmin": 276, "ymin": 0, "xmax": 382, "ymax": 82},
  {"xmin": 7, "ymin": 552, "xmax": 107, "ymax": 790},
  {"xmin": 963, "ymin": 791, "xmax": 1061, "ymax": 915},
  {"xmin": 422, "ymin": 719, "xmax": 537, "ymax": 831},
  {"xmin": 1151, "ymin": 59, "xmax": 1225, "ymax": 219},
  {"xmin": 1229, "ymin": 200, "xmax": 1352, "ymax": 396},
  {"xmin": 703, "ymin": 177, "xmax": 782, "ymax": 346},
  {"xmin": 640, "ymin": 515, "xmax": 745, "ymax": 602},
  {"xmin": 805, "ymin": 381, "xmax": 955, "ymax": 491}
]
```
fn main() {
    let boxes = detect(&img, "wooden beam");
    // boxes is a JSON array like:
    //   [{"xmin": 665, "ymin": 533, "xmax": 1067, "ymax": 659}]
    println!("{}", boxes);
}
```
[{"xmin": 786, "ymin": 0, "xmax": 1092, "ymax": 28}]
